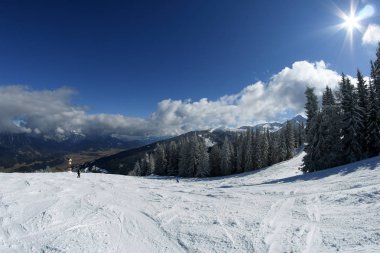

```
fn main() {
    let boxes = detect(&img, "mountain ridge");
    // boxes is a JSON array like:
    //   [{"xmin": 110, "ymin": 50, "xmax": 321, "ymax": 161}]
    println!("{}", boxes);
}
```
[
  {"xmin": 80, "ymin": 115, "xmax": 306, "ymax": 175},
  {"xmin": 0, "ymin": 115, "xmax": 306, "ymax": 173}
]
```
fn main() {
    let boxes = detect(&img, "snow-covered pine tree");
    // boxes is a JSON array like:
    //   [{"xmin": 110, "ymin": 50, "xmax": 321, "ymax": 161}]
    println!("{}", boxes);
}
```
[
  {"xmin": 340, "ymin": 76, "xmax": 363, "ymax": 163},
  {"xmin": 285, "ymin": 121, "xmax": 295, "ymax": 159},
  {"xmin": 148, "ymin": 153, "xmax": 155, "ymax": 175},
  {"xmin": 167, "ymin": 141, "xmax": 179, "ymax": 176},
  {"xmin": 303, "ymin": 87, "xmax": 320, "ymax": 172},
  {"xmin": 191, "ymin": 135, "xmax": 202, "ymax": 177},
  {"xmin": 322, "ymin": 86, "xmax": 334, "ymax": 106},
  {"xmin": 252, "ymin": 130, "xmax": 262, "ymax": 169},
  {"xmin": 235, "ymin": 134, "xmax": 244, "ymax": 173},
  {"xmin": 195, "ymin": 138, "xmax": 210, "ymax": 177},
  {"xmin": 279, "ymin": 131, "xmax": 287, "ymax": 162},
  {"xmin": 268, "ymin": 131, "xmax": 277, "ymax": 165},
  {"xmin": 356, "ymin": 69, "xmax": 369, "ymax": 157},
  {"xmin": 319, "ymin": 86, "xmax": 342, "ymax": 169},
  {"xmin": 243, "ymin": 130, "xmax": 253, "ymax": 171},
  {"xmin": 260, "ymin": 129, "xmax": 269, "ymax": 167},
  {"xmin": 220, "ymin": 137, "xmax": 233, "ymax": 175},
  {"xmin": 209, "ymin": 144, "xmax": 221, "ymax": 176},
  {"xmin": 228, "ymin": 134, "xmax": 237, "ymax": 174},
  {"xmin": 138, "ymin": 153, "xmax": 151, "ymax": 176},
  {"xmin": 154, "ymin": 144, "xmax": 167, "ymax": 175},
  {"xmin": 367, "ymin": 62, "xmax": 380, "ymax": 156},
  {"xmin": 178, "ymin": 138, "xmax": 192, "ymax": 177},
  {"xmin": 305, "ymin": 87, "xmax": 319, "ymax": 136},
  {"xmin": 369, "ymin": 43, "xmax": 380, "ymax": 156},
  {"xmin": 374, "ymin": 43, "xmax": 380, "ymax": 91},
  {"xmin": 302, "ymin": 112, "xmax": 323, "ymax": 172},
  {"xmin": 297, "ymin": 122, "xmax": 305, "ymax": 147},
  {"xmin": 132, "ymin": 161, "xmax": 141, "ymax": 176},
  {"xmin": 293, "ymin": 126, "xmax": 299, "ymax": 150}
]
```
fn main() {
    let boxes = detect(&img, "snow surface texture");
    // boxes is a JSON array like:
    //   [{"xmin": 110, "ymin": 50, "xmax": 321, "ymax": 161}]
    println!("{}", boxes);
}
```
[{"xmin": 1, "ymin": 152, "xmax": 380, "ymax": 253}]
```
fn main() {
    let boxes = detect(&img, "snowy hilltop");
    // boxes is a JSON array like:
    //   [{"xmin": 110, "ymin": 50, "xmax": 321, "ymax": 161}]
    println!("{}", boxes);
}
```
[{"xmin": 0, "ymin": 152, "xmax": 379, "ymax": 252}]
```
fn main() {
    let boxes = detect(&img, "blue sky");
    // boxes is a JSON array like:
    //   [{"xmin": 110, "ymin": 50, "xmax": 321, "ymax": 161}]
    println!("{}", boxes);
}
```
[{"xmin": 0, "ymin": 0, "xmax": 379, "ymax": 138}]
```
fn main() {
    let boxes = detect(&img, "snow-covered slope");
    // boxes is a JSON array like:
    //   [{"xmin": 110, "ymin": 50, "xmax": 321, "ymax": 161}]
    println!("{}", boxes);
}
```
[{"xmin": 1, "ymin": 153, "xmax": 380, "ymax": 253}]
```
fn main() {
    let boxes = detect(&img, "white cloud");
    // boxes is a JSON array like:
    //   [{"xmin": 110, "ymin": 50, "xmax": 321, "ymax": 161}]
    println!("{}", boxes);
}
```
[
  {"xmin": 150, "ymin": 60, "xmax": 342, "ymax": 134},
  {"xmin": 0, "ymin": 60, "xmax": 345, "ymax": 138},
  {"xmin": 362, "ymin": 23, "xmax": 380, "ymax": 46},
  {"xmin": 0, "ymin": 86, "xmax": 152, "ymax": 139}
]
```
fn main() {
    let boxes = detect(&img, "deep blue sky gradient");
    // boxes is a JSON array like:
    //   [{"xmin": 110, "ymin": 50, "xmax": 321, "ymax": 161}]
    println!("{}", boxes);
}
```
[{"xmin": 0, "ymin": 0, "xmax": 378, "ymax": 116}]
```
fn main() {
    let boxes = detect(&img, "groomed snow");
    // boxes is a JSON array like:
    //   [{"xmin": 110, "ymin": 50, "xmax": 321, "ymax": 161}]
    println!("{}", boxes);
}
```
[{"xmin": 1, "ymin": 152, "xmax": 380, "ymax": 252}]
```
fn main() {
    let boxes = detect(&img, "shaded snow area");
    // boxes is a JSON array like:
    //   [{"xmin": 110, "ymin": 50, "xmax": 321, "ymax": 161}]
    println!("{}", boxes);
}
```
[{"xmin": 1, "ymin": 152, "xmax": 380, "ymax": 252}]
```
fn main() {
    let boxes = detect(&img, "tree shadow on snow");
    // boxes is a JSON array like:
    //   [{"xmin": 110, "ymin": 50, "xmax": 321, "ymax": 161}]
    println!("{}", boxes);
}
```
[{"xmin": 261, "ymin": 156, "xmax": 380, "ymax": 185}]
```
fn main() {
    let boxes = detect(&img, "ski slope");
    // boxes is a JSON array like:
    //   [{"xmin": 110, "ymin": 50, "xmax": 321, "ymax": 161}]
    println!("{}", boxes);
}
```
[{"xmin": 1, "ymin": 152, "xmax": 380, "ymax": 253}]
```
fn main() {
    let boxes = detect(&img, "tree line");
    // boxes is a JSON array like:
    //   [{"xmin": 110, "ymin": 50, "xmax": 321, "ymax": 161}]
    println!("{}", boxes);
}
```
[
  {"xmin": 130, "ymin": 121, "xmax": 305, "ymax": 177},
  {"xmin": 302, "ymin": 42, "xmax": 380, "ymax": 172}
]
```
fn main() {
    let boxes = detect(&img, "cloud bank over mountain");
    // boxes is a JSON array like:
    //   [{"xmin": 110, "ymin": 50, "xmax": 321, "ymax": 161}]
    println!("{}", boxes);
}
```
[{"xmin": 0, "ymin": 60, "xmax": 344, "ymax": 139}]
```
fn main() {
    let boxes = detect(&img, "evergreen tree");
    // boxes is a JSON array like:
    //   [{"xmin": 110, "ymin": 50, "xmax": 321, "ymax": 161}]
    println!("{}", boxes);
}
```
[
  {"xmin": 220, "ymin": 137, "xmax": 233, "ymax": 175},
  {"xmin": 139, "ymin": 153, "xmax": 152, "ymax": 176},
  {"xmin": 322, "ymin": 86, "xmax": 335, "ymax": 108},
  {"xmin": 132, "ymin": 161, "xmax": 141, "ymax": 176},
  {"xmin": 196, "ymin": 138, "xmax": 210, "ymax": 177},
  {"xmin": 367, "ymin": 64, "xmax": 380, "ymax": 156},
  {"xmin": 340, "ymin": 76, "xmax": 363, "ymax": 162},
  {"xmin": 297, "ymin": 122, "xmax": 305, "ymax": 147},
  {"xmin": 303, "ymin": 87, "xmax": 320, "ymax": 172},
  {"xmin": 209, "ymin": 145, "xmax": 221, "ymax": 176},
  {"xmin": 319, "ymin": 87, "xmax": 342, "ymax": 169},
  {"xmin": 178, "ymin": 138, "xmax": 193, "ymax": 177},
  {"xmin": 148, "ymin": 153, "xmax": 155, "ymax": 175},
  {"xmin": 268, "ymin": 132, "xmax": 277, "ymax": 165},
  {"xmin": 373, "ymin": 43, "xmax": 380, "ymax": 90},
  {"xmin": 260, "ymin": 129, "xmax": 270, "ymax": 167},
  {"xmin": 243, "ymin": 130, "xmax": 253, "ymax": 171},
  {"xmin": 302, "ymin": 113, "xmax": 323, "ymax": 172},
  {"xmin": 369, "ymin": 43, "xmax": 380, "ymax": 155},
  {"xmin": 235, "ymin": 135, "xmax": 244, "ymax": 173},
  {"xmin": 305, "ymin": 87, "xmax": 319, "ymax": 136},
  {"xmin": 167, "ymin": 141, "xmax": 179, "ymax": 176},
  {"xmin": 284, "ymin": 121, "xmax": 295, "ymax": 159},
  {"xmin": 279, "ymin": 132, "xmax": 287, "ymax": 162},
  {"xmin": 154, "ymin": 144, "xmax": 167, "ymax": 175},
  {"xmin": 356, "ymin": 69, "xmax": 369, "ymax": 157},
  {"xmin": 252, "ymin": 130, "xmax": 262, "ymax": 169}
]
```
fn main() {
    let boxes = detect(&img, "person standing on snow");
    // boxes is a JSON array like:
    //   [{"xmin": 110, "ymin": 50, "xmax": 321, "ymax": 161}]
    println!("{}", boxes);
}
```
[{"xmin": 77, "ymin": 168, "xmax": 81, "ymax": 178}]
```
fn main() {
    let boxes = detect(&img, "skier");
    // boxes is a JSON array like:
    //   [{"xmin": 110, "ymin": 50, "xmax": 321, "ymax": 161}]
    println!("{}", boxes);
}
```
[
  {"xmin": 77, "ymin": 168, "xmax": 80, "ymax": 178},
  {"xmin": 176, "ymin": 176, "xmax": 179, "ymax": 183}
]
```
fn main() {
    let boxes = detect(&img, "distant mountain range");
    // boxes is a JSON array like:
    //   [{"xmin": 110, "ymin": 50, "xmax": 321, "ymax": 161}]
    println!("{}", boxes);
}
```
[
  {"xmin": 0, "ymin": 115, "xmax": 306, "ymax": 173},
  {"xmin": 0, "ymin": 133, "xmax": 158, "ymax": 172},
  {"xmin": 239, "ymin": 114, "xmax": 306, "ymax": 132},
  {"xmin": 80, "ymin": 115, "xmax": 306, "ymax": 175}
]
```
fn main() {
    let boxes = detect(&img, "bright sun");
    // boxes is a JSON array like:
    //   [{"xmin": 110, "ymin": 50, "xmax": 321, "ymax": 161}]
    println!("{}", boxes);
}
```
[
  {"xmin": 342, "ymin": 14, "xmax": 360, "ymax": 32},
  {"xmin": 333, "ymin": 1, "xmax": 375, "ymax": 49}
]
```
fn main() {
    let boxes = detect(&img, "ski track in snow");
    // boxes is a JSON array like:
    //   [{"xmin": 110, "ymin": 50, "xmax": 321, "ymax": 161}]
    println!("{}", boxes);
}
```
[{"xmin": 1, "ymin": 152, "xmax": 380, "ymax": 252}]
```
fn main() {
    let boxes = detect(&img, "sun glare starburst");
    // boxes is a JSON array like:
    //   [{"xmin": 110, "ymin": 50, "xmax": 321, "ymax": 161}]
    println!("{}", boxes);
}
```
[
  {"xmin": 343, "ymin": 14, "xmax": 360, "ymax": 32},
  {"xmin": 332, "ymin": 1, "xmax": 375, "ymax": 50}
]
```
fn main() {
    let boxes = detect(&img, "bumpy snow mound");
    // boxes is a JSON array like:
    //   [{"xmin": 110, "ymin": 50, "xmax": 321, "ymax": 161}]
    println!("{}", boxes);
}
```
[{"xmin": 0, "ymin": 153, "xmax": 380, "ymax": 252}]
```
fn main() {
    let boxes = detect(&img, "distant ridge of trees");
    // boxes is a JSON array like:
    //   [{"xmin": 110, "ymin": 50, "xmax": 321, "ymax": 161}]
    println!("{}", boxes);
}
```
[
  {"xmin": 302, "ymin": 42, "xmax": 380, "ymax": 172},
  {"xmin": 130, "ymin": 120, "xmax": 305, "ymax": 177}
]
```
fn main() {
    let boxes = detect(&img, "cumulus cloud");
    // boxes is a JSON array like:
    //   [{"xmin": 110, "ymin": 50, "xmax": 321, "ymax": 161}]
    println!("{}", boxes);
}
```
[
  {"xmin": 362, "ymin": 23, "xmax": 380, "ymax": 46},
  {"xmin": 0, "ymin": 60, "xmax": 344, "ymax": 139},
  {"xmin": 150, "ymin": 60, "xmax": 342, "ymax": 134}
]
